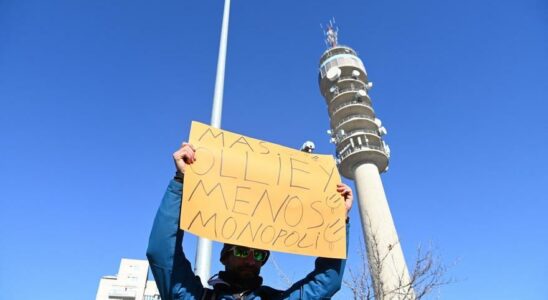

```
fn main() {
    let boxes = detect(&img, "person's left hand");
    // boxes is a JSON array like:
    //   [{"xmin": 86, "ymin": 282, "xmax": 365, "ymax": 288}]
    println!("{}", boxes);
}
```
[{"xmin": 336, "ymin": 183, "xmax": 354, "ymax": 217}]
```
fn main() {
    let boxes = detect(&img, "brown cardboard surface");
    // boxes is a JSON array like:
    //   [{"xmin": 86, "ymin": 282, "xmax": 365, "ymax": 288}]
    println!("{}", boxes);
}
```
[{"xmin": 181, "ymin": 121, "xmax": 346, "ymax": 258}]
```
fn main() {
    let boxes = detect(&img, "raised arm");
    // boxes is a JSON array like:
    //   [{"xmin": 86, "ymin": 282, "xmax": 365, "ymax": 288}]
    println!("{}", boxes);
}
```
[
  {"xmin": 281, "ymin": 183, "xmax": 354, "ymax": 299},
  {"xmin": 146, "ymin": 143, "xmax": 204, "ymax": 299}
]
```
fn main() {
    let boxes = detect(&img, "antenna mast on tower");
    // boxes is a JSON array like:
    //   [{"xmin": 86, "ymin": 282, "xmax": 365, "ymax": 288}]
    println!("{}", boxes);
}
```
[{"xmin": 322, "ymin": 18, "xmax": 339, "ymax": 48}]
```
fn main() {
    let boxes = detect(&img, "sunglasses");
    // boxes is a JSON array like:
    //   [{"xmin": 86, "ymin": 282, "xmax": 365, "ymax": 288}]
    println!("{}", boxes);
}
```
[{"xmin": 229, "ymin": 246, "xmax": 268, "ymax": 262}]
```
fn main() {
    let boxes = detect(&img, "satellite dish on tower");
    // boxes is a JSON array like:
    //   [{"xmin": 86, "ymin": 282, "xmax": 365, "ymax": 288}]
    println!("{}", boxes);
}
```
[
  {"xmin": 356, "ymin": 89, "xmax": 367, "ymax": 97},
  {"xmin": 379, "ymin": 127, "xmax": 387, "ymax": 136},
  {"xmin": 326, "ymin": 67, "xmax": 341, "ymax": 81},
  {"xmin": 355, "ymin": 89, "xmax": 367, "ymax": 102},
  {"xmin": 374, "ymin": 118, "xmax": 382, "ymax": 127}
]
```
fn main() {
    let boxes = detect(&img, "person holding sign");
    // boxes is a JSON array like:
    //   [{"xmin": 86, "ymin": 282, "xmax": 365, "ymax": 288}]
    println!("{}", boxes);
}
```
[{"xmin": 147, "ymin": 142, "xmax": 353, "ymax": 300}]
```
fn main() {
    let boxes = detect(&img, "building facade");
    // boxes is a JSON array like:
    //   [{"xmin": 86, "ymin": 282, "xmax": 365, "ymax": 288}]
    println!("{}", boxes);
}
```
[{"xmin": 96, "ymin": 258, "xmax": 160, "ymax": 300}]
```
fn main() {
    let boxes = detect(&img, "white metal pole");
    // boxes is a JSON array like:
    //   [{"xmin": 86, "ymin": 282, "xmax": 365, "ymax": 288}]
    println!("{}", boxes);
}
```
[
  {"xmin": 194, "ymin": 0, "xmax": 231, "ymax": 286},
  {"xmin": 210, "ymin": 0, "xmax": 231, "ymax": 129}
]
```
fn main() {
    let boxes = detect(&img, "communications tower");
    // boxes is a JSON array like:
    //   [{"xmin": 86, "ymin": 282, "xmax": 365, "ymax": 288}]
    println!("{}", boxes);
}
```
[{"xmin": 319, "ymin": 21, "xmax": 415, "ymax": 299}]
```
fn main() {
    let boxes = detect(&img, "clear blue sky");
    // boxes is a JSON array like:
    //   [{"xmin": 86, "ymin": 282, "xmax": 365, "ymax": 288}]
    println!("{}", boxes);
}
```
[{"xmin": 1, "ymin": 1, "xmax": 547, "ymax": 299}]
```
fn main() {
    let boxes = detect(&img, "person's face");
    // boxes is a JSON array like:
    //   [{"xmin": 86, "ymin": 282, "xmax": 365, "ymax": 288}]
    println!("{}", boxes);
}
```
[{"xmin": 223, "ymin": 246, "xmax": 267, "ymax": 279}]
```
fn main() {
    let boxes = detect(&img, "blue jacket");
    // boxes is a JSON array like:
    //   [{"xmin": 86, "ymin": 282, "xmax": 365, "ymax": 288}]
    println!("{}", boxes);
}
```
[{"xmin": 147, "ymin": 179, "xmax": 348, "ymax": 300}]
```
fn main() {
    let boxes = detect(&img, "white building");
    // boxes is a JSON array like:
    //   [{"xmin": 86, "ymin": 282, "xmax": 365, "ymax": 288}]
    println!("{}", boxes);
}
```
[{"xmin": 96, "ymin": 258, "xmax": 161, "ymax": 300}]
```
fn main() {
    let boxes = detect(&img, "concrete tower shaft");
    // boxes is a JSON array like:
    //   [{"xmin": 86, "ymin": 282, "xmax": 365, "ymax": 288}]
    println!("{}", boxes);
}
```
[
  {"xmin": 354, "ymin": 163, "xmax": 414, "ymax": 299},
  {"xmin": 319, "ymin": 36, "xmax": 414, "ymax": 299}
]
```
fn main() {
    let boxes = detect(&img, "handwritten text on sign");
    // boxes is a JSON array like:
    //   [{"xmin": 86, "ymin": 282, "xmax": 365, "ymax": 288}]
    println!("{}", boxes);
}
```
[{"xmin": 181, "ymin": 121, "xmax": 346, "ymax": 258}]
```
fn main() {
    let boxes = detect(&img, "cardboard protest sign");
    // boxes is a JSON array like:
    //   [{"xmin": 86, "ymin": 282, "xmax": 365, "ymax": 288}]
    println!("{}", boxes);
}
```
[{"xmin": 181, "ymin": 121, "xmax": 346, "ymax": 258}]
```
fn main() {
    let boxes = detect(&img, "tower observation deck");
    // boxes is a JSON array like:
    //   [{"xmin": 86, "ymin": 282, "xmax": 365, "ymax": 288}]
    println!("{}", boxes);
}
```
[
  {"xmin": 319, "ymin": 44, "xmax": 389, "ymax": 178},
  {"xmin": 319, "ymin": 21, "xmax": 414, "ymax": 299}
]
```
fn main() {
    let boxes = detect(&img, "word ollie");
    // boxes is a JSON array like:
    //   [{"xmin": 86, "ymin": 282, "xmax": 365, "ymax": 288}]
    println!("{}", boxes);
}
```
[{"xmin": 181, "ymin": 121, "xmax": 346, "ymax": 258}]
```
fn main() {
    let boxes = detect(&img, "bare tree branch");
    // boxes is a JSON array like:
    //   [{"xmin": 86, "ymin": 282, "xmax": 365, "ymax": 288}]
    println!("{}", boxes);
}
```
[
  {"xmin": 344, "ymin": 235, "xmax": 453, "ymax": 299},
  {"xmin": 343, "ymin": 237, "xmax": 374, "ymax": 299}
]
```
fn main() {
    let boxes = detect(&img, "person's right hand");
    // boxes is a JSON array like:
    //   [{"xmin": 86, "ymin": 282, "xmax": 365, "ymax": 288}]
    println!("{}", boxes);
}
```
[{"xmin": 173, "ymin": 142, "xmax": 196, "ymax": 173}]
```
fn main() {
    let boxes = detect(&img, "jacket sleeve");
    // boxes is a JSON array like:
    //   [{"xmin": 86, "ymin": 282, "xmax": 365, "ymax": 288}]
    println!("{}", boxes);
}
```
[
  {"xmin": 280, "ymin": 223, "xmax": 350, "ymax": 300},
  {"xmin": 146, "ymin": 179, "xmax": 204, "ymax": 300}
]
